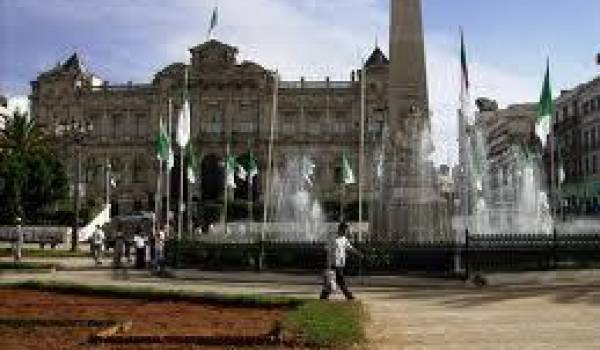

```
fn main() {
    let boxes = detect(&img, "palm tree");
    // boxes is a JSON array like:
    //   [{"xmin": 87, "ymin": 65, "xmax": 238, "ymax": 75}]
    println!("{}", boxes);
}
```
[
  {"xmin": 0, "ymin": 110, "xmax": 52, "ymax": 156},
  {"xmin": 0, "ymin": 110, "xmax": 66, "ymax": 223}
]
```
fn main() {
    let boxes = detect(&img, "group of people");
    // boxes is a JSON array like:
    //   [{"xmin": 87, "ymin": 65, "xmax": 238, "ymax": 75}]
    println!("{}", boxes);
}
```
[
  {"xmin": 90, "ymin": 221, "xmax": 361, "ymax": 300},
  {"xmin": 90, "ymin": 224, "xmax": 167, "ymax": 272}
]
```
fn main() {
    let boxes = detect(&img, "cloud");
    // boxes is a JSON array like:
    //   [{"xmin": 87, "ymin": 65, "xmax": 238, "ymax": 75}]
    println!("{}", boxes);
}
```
[
  {"xmin": 2, "ymin": 0, "xmax": 542, "ymax": 166},
  {"xmin": 425, "ymin": 32, "xmax": 539, "ymax": 166}
]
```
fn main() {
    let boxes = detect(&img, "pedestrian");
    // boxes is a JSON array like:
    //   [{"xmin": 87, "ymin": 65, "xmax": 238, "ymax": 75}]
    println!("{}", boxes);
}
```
[
  {"xmin": 320, "ymin": 222, "xmax": 362, "ymax": 300},
  {"xmin": 124, "ymin": 227, "xmax": 133, "ymax": 264},
  {"xmin": 133, "ymin": 231, "xmax": 146, "ymax": 269},
  {"xmin": 153, "ymin": 225, "xmax": 166, "ymax": 272},
  {"xmin": 113, "ymin": 232, "xmax": 124, "ymax": 268},
  {"xmin": 13, "ymin": 217, "xmax": 23, "ymax": 262},
  {"xmin": 91, "ymin": 225, "xmax": 104, "ymax": 265}
]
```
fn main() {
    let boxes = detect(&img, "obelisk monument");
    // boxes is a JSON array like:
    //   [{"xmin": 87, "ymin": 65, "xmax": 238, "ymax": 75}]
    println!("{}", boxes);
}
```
[{"xmin": 375, "ymin": 0, "xmax": 445, "ymax": 240}]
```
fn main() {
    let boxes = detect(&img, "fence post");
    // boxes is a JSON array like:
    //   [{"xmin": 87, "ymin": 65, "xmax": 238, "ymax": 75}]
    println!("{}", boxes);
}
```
[
  {"xmin": 257, "ymin": 239, "xmax": 265, "ymax": 272},
  {"xmin": 553, "ymin": 228, "xmax": 558, "ymax": 269},
  {"xmin": 464, "ymin": 229, "xmax": 470, "ymax": 280}
]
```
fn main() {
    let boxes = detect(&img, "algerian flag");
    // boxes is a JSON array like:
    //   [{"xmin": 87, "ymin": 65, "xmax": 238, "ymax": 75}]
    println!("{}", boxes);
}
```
[
  {"xmin": 176, "ymin": 99, "xmax": 191, "ymax": 148},
  {"xmin": 342, "ymin": 152, "xmax": 356, "ymax": 185},
  {"xmin": 167, "ymin": 142, "xmax": 174, "ymax": 170},
  {"xmin": 536, "ymin": 59, "xmax": 553, "ymax": 148},
  {"xmin": 155, "ymin": 118, "xmax": 169, "ymax": 161},
  {"xmin": 186, "ymin": 144, "xmax": 199, "ymax": 184},
  {"xmin": 247, "ymin": 152, "xmax": 258, "ymax": 179},
  {"xmin": 225, "ymin": 155, "xmax": 237, "ymax": 189},
  {"xmin": 176, "ymin": 67, "xmax": 191, "ymax": 148},
  {"xmin": 459, "ymin": 28, "xmax": 473, "ymax": 125},
  {"xmin": 155, "ymin": 117, "xmax": 174, "ymax": 170},
  {"xmin": 236, "ymin": 163, "xmax": 247, "ymax": 180},
  {"xmin": 208, "ymin": 5, "xmax": 218, "ymax": 38},
  {"xmin": 239, "ymin": 140, "xmax": 258, "ymax": 181},
  {"xmin": 559, "ymin": 164, "xmax": 566, "ymax": 184}
]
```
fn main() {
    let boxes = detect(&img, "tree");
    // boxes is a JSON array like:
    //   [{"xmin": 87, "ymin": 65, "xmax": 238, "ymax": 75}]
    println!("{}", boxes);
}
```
[{"xmin": 0, "ymin": 110, "xmax": 68, "ymax": 223}]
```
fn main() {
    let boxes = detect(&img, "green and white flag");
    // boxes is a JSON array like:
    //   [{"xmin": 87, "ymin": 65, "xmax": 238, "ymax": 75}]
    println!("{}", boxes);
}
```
[
  {"xmin": 239, "ymin": 140, "xmax": 258, "ymax": 181},
  {"xmin": 176, "ymin": 99, "xmax": 191, "ymax": 148},
  {"xmin": 247, "ymin": 152, "xmax": 258, "ymax": 179},
  {"xmin": 536, "ymin": 60, "xmax": 553, "ymax": 148},
  {"xmin": 236, "ymin": 162, "xmax": 247, "ymax": 180},
  {"xmin": 155, "ymin": 118, "xmax": 174, "ymax": 169},
  {"xmin": 186, "ymin": 143, "xmax": 199, "ymax": 184},
  {"xmin": 155, "ymin": 118, "xmax": 169, "ymax": 161},
  {"xmin": 558, "ymin": 163, "xmax": 566, "ymax": 184},
  {"xmin": 342, "ymin": 152, "xmax": 356, "ymax": 185},
  {"xmin": 225, "ymin": 154, "xmax": 237, "ymax": 189}
]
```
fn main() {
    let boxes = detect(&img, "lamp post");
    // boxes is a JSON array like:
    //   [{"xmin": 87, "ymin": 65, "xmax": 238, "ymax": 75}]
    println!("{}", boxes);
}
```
[{"xmin": 57, "ymin": 118, "xmax": 93, "ymax": 251}]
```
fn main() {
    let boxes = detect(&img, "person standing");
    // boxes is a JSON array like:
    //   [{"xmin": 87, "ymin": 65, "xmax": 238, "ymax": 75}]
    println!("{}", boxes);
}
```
[
  {"xmin": 133, "ymin": 232, "xmax": 146, "ymax": 269},
  {"xmin": 320, "ymin": 222, "xmax": 362, "ymax": 300},
  {"xmin": 91, "ymin": 225, "xmax": 104, "ymax": 265},
  {"xmin": 153, "ymin": 225, "xmax": 166, "ymax": 272},
  {"xmin": 113, "ymin": 232, "xmax": 124, "ymax": 268},
  {"xmin": 13, "ymin": 217, "xmax": 23, "ymax": 262}
]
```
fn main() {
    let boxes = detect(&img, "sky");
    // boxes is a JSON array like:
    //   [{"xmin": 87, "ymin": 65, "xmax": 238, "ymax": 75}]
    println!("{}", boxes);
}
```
[{"xmin": 1, "ymin": 0, "xmax": 599, "ymax": 165}]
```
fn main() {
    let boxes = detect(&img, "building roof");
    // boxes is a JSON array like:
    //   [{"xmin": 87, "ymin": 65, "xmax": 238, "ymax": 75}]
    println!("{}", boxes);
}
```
[
  {"xmin": 365, "ymin": 46, "xmax": 389, "ymax": 67},
  {"xmin": 39, "ymin": 52, "xmax": 87, "ymax": 78},
  {"xmin": 189, "ymin": 39, "xmax": 238, "ymax": 55}
]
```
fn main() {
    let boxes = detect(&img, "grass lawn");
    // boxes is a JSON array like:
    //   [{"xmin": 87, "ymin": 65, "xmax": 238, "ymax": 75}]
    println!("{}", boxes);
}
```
[{"xmin": 1, "ymin": 281, "xmax": 367, "ymax": 349}]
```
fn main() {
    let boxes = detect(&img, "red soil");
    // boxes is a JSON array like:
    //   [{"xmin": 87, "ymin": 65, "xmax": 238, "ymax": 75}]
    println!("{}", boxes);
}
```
[{"xmin": 0, "ymin": 289, "xmax": 287, "ymax": 350}]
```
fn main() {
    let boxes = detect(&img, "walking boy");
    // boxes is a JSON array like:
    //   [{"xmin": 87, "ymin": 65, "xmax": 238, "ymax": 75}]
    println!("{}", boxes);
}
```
[
  {"xmin": 91, "ymin": 225, "xmax": 104, "ymax": 265},
  {"xmin": 320, "ymin": 222, "xmax": 362, "ymax": 300}
]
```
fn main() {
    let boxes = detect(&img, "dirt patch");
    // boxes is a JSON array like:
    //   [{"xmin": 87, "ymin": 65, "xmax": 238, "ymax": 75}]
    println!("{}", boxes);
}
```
[{"xmin": 0, "ymin": 289, "xmax": 287, "ymax": 349}]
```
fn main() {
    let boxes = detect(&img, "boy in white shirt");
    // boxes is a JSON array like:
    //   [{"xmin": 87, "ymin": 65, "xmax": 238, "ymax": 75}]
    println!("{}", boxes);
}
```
[
  {"xmin": 320, "ymin": 222, "xmax": 362, "ymax": 300},
  {"xmin": 91, "ymin": 225, "xmax": 104, "ymax": 265}
]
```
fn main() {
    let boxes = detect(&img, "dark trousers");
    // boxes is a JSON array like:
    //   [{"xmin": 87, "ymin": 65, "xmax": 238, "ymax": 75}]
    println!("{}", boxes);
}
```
[
  {"xmin": 135, "ymin": 247, "xmax": 145, "ymax": 269},
  {"xmin": 320, "ymin": 266, "xmax": 354, "ymax": 300}
]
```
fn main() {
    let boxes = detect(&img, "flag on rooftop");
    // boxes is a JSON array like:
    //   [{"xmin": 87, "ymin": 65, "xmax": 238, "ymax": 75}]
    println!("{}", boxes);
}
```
[
  {"xmin": 536, "ymin": 59, "xmax": 553, "ymax": 148},
  {"xmin": 208, "ymin": 5, "xmax": 218, "ymax": 38}
]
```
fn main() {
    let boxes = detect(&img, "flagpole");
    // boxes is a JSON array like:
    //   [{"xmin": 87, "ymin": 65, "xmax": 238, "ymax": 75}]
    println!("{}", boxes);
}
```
[
  {"xmin": 155, "ymin": 157, "xmax": 162, "ymax": 232},
  {"xmin": 547, "ymin": 58, "xmax": 557, "ymax": 223},
  {"xmin": 178, "ymin": 68, "xmax": 190, "ymax": 241},
  {"xmin": 359, "ymin": 59, "xmax": 366, "ymax": 242},
  {"xmin": 223, "ymin": 142, "xmax": 229, "ymax": 236},
  {"xmin": 188, "ymin": 166, "xmax": 192, "ymax": 239},
  {"xmin": 167, "ymin": 99, "xmax": 172, "ymax": 234},
  {"xmin": 261, "ymin": 71, "xmax": 278, "ymax": 268}
]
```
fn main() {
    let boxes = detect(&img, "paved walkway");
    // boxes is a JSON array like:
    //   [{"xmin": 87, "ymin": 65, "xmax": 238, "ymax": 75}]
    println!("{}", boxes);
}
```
[{"xmin": 2, "ymin": 264, "xmax": 600, "ymax": 349}]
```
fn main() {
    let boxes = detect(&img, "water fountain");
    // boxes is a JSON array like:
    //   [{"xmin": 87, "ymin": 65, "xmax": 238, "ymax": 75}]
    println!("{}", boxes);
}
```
[
  {"xmin": 269, "ymin": 154, "xmax": 328, "ymax": 242},
  {"xmin": 202, "ymin": 153, "xmax": 329, "ymax": 243},
  {"xmin": 460, "ymin": 122, "xmax": 553, "ymax": 236}
]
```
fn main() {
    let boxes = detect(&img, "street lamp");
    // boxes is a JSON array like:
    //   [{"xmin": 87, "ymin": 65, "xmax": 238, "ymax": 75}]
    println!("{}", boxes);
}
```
[{"xmin": 56, "ymin": 118, "xmax": 93, "ymax": 251}]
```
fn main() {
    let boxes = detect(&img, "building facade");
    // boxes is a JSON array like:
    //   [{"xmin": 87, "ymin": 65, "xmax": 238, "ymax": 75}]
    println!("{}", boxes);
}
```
[
  {"xmin": 552, "ymin": 76, "xmax": 600, "ymax": 214},
  {"xmin": 29, "ymin": 40, "xmax": 392, "ymax": 221},
  {"xmin": 476, "ymin": 100, "xmax": 538, "ymax": 209}
]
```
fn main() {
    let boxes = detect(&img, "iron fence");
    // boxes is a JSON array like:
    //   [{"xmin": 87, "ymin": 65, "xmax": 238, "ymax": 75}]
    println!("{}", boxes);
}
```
[{"xmin": 165, "ymin": 231, "xmax": 600, "ymax": 277}]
